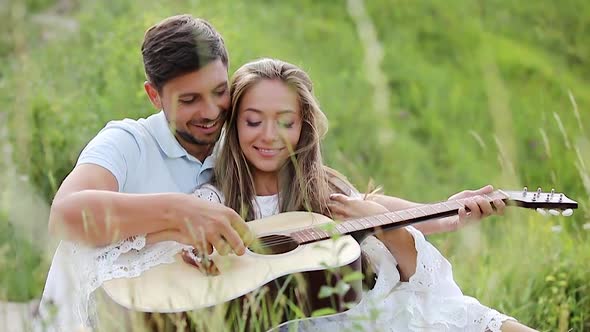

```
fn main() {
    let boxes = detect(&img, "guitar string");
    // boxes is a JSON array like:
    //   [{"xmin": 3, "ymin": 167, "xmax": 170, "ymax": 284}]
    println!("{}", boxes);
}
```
[
  {"xmin": 244, "ymin": 195, "xmax": 516, "ymax": 249},
  {"xmin": 249, "ymin": 205, "xmax": 458, "ymax": 248}
]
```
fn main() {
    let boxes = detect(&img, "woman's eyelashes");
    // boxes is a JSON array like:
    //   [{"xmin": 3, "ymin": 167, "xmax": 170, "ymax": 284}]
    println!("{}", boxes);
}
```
[
  {"xmin": 246, "ymin": 120, "xmax": 262, "ymax": 127},
  {"xmin": 245, "ymin": 119, "xmax": 295, "ymax": 128},
  {"xmin": 278, "ymin": 121, "xmax": 294, "ymax": 129}
]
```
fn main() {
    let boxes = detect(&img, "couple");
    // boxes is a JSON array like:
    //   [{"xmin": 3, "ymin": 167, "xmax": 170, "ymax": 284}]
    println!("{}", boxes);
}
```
[{"xmin": 39, "ymin": 14, "xmax": 536, "ymax": 332}]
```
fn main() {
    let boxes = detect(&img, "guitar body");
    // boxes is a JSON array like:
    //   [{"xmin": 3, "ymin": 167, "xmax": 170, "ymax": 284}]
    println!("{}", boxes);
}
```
[{"xmin": 100, "ymin": 211, "xmax": 362, "ymax": 331}]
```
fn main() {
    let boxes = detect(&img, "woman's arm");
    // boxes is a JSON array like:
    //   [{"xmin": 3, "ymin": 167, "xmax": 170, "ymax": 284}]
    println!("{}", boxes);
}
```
[
  {"xmin": 329, "ymin": 194, "xmax": 417, "ymax": 281},
  {"xmin": 367, "ymin": 185, "xmax": 505, "ymax": 235}
]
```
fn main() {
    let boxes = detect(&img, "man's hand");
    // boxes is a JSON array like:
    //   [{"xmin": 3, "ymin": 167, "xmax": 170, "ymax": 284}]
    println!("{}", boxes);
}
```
[
  {"xmin": 446, "ymin": 184, "xmax": 506, "ymax": 231},
  {"xmin": 328, "ymin": 193, "xmax": 389, "ymax": 220},
  {"xmin": 147, "ymin": 195, "xmax": 254, "ymax": 256}
]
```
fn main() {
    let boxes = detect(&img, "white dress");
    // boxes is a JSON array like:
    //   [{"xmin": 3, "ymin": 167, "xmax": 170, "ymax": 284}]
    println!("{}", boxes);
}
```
[{"xmin": 38, "ymin": 185, "xmax": 514, "ymax": 331}]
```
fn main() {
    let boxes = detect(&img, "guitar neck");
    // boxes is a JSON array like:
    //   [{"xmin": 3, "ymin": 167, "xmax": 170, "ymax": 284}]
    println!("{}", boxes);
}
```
[
  {"xmin": 289, "ymin": 188, "xmax": 578, "ymax": 244},
  {"xmin": 290, "ymin": 191, "xmax": 508, "ymax": 244}
]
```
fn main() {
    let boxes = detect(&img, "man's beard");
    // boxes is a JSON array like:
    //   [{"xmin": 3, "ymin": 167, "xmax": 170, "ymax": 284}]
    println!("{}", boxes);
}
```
[
  {"xmin": 175, "ymin": 128, "xmax": 221, "ymax": 146},
  {"xmin": 174, "ymin": 111, "xmax": 226, "ymax": 146}
]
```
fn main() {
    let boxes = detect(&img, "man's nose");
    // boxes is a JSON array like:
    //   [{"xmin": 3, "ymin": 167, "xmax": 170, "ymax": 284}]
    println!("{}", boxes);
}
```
[{"xmin": 201, "ymin": 98, "xmax": 221, "ymax": 120}]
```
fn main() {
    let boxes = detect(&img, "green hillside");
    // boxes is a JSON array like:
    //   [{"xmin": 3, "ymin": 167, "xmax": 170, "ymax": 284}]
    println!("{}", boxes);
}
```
[{"xmin": 1, "ymin": 0, "xmax": 588, "ymax": 330}]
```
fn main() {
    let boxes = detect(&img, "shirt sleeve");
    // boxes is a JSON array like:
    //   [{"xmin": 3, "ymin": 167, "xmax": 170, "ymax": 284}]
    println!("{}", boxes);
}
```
[{"xmin": 76, "ymin": 127, "xmax": 141, "ymax": 191}]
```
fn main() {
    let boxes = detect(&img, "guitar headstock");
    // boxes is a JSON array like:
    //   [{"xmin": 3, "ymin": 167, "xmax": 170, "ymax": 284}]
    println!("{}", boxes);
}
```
[{"xmin": 500, "ymin": 187, "xmax": 578, "ymax": 216}]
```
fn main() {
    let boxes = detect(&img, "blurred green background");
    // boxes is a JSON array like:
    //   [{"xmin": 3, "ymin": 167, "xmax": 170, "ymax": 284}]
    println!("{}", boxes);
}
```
[{"xmin": 1, "ymin": 0, "xmax": 588, "ymax": 330}]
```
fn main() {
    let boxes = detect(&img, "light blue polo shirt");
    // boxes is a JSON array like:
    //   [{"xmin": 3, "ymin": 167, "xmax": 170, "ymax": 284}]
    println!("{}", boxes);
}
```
[{"xmin": 77, "ymin": 111, "xmax": 217, "ymax": 194}]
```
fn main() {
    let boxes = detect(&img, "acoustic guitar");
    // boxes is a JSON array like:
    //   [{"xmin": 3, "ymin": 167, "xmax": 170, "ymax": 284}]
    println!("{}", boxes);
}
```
[{"xmin": 99, "ymin": 188, "xmax": 578, "ymax": 331}]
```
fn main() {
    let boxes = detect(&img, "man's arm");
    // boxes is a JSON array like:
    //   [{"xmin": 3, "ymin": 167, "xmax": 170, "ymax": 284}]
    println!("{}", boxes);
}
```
[
  {"xmin": 49, "ymin": 163, "xmax": 175, "ymax": 245},
  {"xmin": 48, "ymin": 164, "xmax": 251, "ymax": 254}
]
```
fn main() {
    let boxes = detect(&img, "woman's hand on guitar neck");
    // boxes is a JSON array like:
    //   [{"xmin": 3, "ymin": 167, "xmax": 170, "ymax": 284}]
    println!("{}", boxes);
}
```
[
  {"xmin": 328, "ymin": 193, "xmax": 418, "ymax": 281},
  {"xmin": 444, "ymin": 184, "xmax": 506, "ymax": 232},
  {"xmin": 328, "ymin": 193, "xmax": 389, "ymax": 220}
]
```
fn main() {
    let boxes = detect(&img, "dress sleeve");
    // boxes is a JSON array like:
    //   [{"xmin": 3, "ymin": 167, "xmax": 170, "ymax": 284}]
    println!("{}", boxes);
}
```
[
  {"xmin": 193, "ymin": 183, "xmax": 224, "ymax": 204},
  {"xmin": 361, "ymin": 226, "xmax": 462, "ymax": 295},
  {"xmin": 358, "ymin": 227, "xmax": 514, "ymax": 331}
]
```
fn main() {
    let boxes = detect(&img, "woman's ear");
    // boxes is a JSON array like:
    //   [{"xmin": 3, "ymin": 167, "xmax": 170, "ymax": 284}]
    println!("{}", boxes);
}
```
[{"xmin": 144, "ymin": 81, "xmax": 162, "ymax": 109}]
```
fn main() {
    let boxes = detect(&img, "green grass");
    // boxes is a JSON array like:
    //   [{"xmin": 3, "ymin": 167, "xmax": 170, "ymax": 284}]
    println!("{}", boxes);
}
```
[{"xmin": 1, "ymin": 0, "xmax": 589, "ymax": 330}]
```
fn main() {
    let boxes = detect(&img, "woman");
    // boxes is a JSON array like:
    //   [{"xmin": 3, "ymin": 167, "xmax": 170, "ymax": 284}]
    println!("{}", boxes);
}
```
[{"xmin": 189, "ymin": 58, "xmax": 536, "ymax": 332}]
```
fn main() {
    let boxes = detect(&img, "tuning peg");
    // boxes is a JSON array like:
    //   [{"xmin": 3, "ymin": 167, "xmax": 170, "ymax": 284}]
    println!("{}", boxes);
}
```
[
  {"xmin": 536, "ymin": 208, "xmax": 548, "ymax": 216},
  {"xmin": 561, "ymin": 209, "xmax": 573, "ymax": 217},
  {"xmin": 548, "ymin": 209, "xmax": 561, "ymax": 216}
]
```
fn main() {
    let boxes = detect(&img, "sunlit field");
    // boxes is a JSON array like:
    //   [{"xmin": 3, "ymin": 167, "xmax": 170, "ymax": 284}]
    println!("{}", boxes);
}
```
[{"xmin": 1, "ymin": 0, "xmax": 589, "ymax": 331}]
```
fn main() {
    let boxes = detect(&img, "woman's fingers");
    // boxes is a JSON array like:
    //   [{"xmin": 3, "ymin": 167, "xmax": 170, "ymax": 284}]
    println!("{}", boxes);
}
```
[
  {"xmin": 493, "ymin": 199, "xmax": 506, "ymax": 215},
  {"xmin": 329, "ymin": 193, "xmax": 351, "ymax": 203},
  {"xmin": 476, "ymin": 197, "xmax": 494, "ymax": 217},
  {"xmin": 463, "ymin": 198, "xmax": 482, "ymax": 220}
]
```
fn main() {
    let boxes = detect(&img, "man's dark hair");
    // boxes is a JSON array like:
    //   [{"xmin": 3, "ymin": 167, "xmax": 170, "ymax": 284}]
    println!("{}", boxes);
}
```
[{"xmin": 141, "ymin": 14, "xmax": 229, "ymax": 91}]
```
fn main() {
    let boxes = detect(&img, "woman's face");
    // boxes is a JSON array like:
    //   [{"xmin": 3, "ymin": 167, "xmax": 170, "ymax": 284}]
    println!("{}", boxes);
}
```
[{"xmin": 237, "ymin": 79, "xmax": 303, "ymax": 177}]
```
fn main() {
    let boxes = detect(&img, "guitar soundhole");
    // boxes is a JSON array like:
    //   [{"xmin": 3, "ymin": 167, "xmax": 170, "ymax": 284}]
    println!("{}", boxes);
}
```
[{"xmin": 249, "ymin": 234, "xmax": 299, "ymax": 255}]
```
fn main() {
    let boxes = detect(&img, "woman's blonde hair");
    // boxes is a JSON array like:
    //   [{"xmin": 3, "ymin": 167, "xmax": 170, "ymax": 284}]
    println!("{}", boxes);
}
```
[{"xmin": 214, "ymin": 58, "xmax": 354, "ymax": 220}]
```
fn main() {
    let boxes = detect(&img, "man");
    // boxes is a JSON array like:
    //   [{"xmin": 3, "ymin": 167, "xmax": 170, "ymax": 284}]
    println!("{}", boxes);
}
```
[{"xmin": 48, "ymin": 15, "xmax": 251, "ymax": 256}]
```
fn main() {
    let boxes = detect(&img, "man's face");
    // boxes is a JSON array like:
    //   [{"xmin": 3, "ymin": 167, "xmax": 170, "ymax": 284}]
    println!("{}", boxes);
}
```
[{"xmin": 147, "ymin": 59, "xmax": 230, "ymax": 151}]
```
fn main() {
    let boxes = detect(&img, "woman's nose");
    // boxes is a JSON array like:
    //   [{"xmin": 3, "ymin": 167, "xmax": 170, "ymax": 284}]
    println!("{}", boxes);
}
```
[{"xmin": 261, "ymin": 123, "xmax": 279, "ymax": 142}]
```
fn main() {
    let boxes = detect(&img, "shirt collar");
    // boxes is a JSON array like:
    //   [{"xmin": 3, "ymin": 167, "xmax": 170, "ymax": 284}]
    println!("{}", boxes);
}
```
[
  {"xmin": 147, "ymin": 111, "xmax": 223, "ymax": 165},
  {"xmin": 147, "ymin": 111, "xmax": 188, "ymax": 159}
]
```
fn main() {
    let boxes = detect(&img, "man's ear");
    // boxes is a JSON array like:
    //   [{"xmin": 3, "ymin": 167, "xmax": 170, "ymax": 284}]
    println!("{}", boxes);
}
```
[{"xmin": 144, "ymin": 81, "xmax": 162, "ymax": 109}]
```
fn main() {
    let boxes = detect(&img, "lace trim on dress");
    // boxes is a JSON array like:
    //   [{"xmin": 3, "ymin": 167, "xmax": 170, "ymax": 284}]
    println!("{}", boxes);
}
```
[{"xmin": 70, "ymin": 236, "xmax": 191, "ymax": 325}]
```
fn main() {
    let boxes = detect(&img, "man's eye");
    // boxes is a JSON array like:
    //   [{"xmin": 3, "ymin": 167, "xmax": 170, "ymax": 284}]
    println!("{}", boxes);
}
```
[
  {"xmin": 214, "ymin": 89, "xmax": 227, "ymax": 96},
  {"xmin": 179, "ymin": 97, "xmax": 195, "ymax": 104},
  {"xmin": 246, "ymin": 120, "xmax": 261, "ymax": 127}
]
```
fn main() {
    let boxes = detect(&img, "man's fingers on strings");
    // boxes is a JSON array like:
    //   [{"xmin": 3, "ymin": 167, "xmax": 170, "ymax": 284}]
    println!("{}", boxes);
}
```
[
  {"xmin": 211, "ymin": 235, "xmax": 232, "ymax": 256},
  {"xmin": 184, "ymin": 225, "xmax": 211, "ymax": 255},
  {"xmin": 228, "ymin": 215, "xmax": 254, "ymax": 246},
  {"xmin": 220, "ymin": 225, "xmax": 246, "ymax": 256}
]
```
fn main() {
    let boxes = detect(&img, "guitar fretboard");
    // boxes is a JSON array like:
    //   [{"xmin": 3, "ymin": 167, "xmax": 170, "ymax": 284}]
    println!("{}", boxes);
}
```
[{"xmin": 290, "ymin": 191, "xmax": 508, "ymax": 244}]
